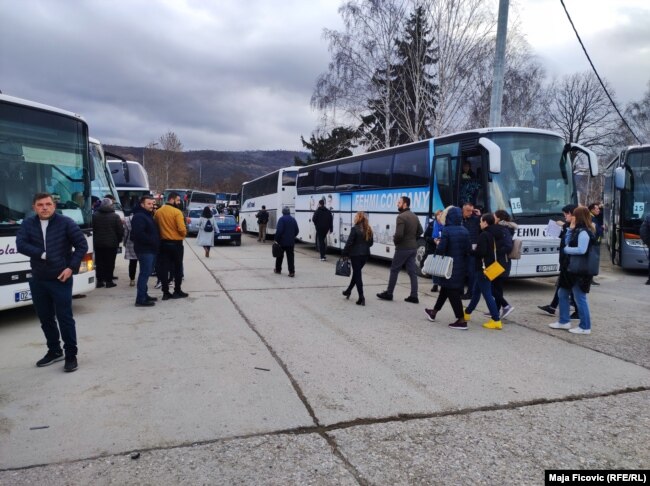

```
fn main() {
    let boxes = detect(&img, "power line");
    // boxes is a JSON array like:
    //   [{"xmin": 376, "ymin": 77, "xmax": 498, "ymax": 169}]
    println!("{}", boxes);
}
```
[{"xmin": 559, "ymin": 0, "xmax": 642, "ymax": 145}]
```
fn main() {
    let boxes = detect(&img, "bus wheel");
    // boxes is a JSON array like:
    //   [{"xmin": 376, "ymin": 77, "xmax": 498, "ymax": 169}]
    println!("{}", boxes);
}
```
[
  {"xmin": 415, "ymin": 238, "xmax": 428, "ymax": 278},
  {"xmin": 241, "ymin": 220, "xmax": 247, "ymax": 233}
]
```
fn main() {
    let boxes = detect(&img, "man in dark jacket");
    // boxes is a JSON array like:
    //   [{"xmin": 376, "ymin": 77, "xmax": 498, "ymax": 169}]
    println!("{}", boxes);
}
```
[
  {"xmin": 16, "ymin": 193, "xmax": 88, "ymax": 372},
  {"xmin": 461, "ymin": 202, "xmax": 481, "ymax": 299},
  {"xmin": 312, "ymin": 199, "xmax": 333, "ymax": 261},
  {"xmin": 130, "ymin": 196, "xmax": 160, "ymax": 307},
  {"xmin": 377, "ymin": 196, "xmax": 423, "ymax": 304},
  {"xmin": 274, "ymin": 207, "xmax": 299, "ymax": 277},
  {"xmin": 92, "ymin": 198, "xmax": 124, "ymax": 288},
  {"xmin": 256, "ymin": 205, "xmax": 269, "ymax": 242}
]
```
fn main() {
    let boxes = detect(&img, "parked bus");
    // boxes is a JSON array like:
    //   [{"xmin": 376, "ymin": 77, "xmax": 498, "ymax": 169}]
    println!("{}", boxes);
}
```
[
  {"xmin": 89, "ymin": 138, "xmax": 124, "ymax": 219},
  {"xmin": 602, "ymin": 145, "xmax": 650, "ymax": 269},
  {"xmin": 0, "ymin": 93, "xmax": 96, "ymax": 310},
  {"xmin": 295, "ymin": 127, "xmax": 597, "ymax": 278},
  {"xmin": 185, "ymin": 190, "xmax": 217, "ymax": 211},
  {"xmin": 108, "ymin": 159, "xmax": 151, "ymax": 215},
  {"xmin": 239, "ymin": 167, "xmax": 299, "ymax": 236}
]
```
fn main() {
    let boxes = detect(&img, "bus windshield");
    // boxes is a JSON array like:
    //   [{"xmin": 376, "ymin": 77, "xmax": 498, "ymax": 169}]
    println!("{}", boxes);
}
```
[
  {"xmin": 622, "ymin": 149, "xmax": 650, "ymax": 226},
  {"xmin": 487, "ymin": 133, "xmax": 573, "ymax": 218},
  {"xmin": 90, "ymin": 143, "xmax": 122, "ymax": 211},
  {"xmin": 0, "ymin": 102, "xmax": 90, "ymax": 230}
]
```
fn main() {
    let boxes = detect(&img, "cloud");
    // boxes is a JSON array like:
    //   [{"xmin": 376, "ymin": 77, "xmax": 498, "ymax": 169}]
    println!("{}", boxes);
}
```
[{"xmin": 0, "ymin": 0, "xmax": 341, "ymax": 150}]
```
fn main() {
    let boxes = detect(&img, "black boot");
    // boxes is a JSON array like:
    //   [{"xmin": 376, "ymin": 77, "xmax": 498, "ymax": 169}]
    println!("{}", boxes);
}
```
[
  {"xmin": 342, "ymin": 289, "xmax": 352, "ymax": 299},
  {"xmin": 356, "ymin": 296, "xmax": 365, "ymax": 306}
]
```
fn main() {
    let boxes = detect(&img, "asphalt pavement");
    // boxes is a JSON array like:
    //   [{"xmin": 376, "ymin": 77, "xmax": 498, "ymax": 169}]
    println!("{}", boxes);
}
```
[{"xmin": 1, "ymin": 235, "xmax": 649, "ymax": 485}]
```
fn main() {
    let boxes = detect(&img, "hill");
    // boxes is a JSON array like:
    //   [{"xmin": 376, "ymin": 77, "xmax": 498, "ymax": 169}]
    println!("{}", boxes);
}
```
[{"xmin": 103, "ymin": 145, "xmax": 308, "ymax": 192}]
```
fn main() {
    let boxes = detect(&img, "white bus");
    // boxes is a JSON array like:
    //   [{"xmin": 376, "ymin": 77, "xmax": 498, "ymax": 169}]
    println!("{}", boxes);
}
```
[
  {"xmin": 239, "ymin": 166, "xmax": 299, "ymax": 237},
  {"xmin": 0, "ymin": 94, "xmax": 96, "ymax": 310},
  {"xmin": 108, "ymin": 159, "xmax": 151, "ymax": 215},
  {"xmin": 89, "ymin": 138, "xmax": 124, "ymax": 219},
  {"xmin": 295, "ymin": 127, "xmax": 597, "ymax": 278}
]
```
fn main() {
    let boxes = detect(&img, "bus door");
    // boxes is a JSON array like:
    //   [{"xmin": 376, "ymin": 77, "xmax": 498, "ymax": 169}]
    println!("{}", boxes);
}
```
[
  {"xmin": 338, "ymin": 193, "xmax": 353, "ymax": 249},
  {"xmin": 457, "ymin": 151, "xmax": 487, "ymax": 210}
]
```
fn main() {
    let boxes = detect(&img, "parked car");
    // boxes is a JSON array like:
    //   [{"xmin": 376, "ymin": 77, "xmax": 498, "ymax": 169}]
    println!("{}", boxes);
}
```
[
  {"xmin": 185, "ymin": 208, "xmax": 204, "ymax": 236},
  {"xmin": 214, "ymin": 215, "xmax": 242, "ymax": 246}
]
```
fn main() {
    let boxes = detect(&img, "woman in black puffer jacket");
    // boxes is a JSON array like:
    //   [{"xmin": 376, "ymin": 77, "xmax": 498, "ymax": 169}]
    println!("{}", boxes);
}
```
[
  {"xmin": 341, "ymin": 211, "xmax": 374, "ymax": 306},
  {"xmin": 424, "ymin": 206, "xmax": 470, "ymax": 328},
  {"xmin": 464, "ymin": 213, "xmax": 504, "ymax": 330}
]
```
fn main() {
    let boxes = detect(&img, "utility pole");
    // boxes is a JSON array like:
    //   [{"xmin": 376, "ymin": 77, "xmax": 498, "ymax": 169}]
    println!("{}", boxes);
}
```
[{"xmin": 489, "ymin": 0, "xmax": 509, "ymax": 127}]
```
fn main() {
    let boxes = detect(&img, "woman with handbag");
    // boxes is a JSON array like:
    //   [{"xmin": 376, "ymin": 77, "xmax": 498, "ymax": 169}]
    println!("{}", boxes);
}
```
[
  {"xmin": 549, "ymin": 206, "xmax": 596, "ymax": 334},
  {"xmin": 196, "ymin": 206, "xmax": 218, "ymax": 257},
  {"xmin": 424, "ymin": 206, "xmax": 470, "ymax": 329},
  {"xmin": 341, "ymin": 211, "xmax": 374, "ymax": 306},
  {"xmin": 463, "ymin": 213, "xmax": 503, "ymax": 330}
]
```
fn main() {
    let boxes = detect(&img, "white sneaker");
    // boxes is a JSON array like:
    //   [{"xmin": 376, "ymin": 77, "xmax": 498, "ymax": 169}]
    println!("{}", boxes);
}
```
[
  {"xmin": 568, "ymin": 327, "xmax": 591, "ymax": 335},
  {"xmin": 154, "ymin": 281, "xmax": 162, "ymax": 289},
  {"xmin": 501, "ymin": 305, "xmax": 515, "ymax": 319},
  {"xmin": 548, "ymin": 322, "xmax": 571, "ymax": 330}
]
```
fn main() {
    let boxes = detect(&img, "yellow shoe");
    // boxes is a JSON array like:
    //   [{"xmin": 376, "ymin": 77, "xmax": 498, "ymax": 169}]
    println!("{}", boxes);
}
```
[
  {"xmin": 464, "ymin": 309, "xmax": 471, "ymax": 321},
  {"xmin": 483, "ymin": 319, "xmax": 502, "ymax": 330}
]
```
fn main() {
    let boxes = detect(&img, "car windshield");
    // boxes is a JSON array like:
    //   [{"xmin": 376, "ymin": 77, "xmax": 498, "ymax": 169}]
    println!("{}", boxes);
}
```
[{"xmin": 188, "ymin": 210, "xmax": 202, "ymax": 218}]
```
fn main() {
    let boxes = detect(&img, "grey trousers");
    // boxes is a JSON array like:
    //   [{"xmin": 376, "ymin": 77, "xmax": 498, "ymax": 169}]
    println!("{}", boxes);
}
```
[{"xmin": 387, "ymin": 248, "xmax": 419, "ymax": 297}]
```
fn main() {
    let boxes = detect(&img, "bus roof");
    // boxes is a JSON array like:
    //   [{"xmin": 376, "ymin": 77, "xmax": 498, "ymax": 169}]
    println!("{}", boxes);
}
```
[
  {"xmin": 296, "ymin": 127, "xmax": 564, "ymax": 172},
  {"xmin": 0, "ymin": 93, "xmax": 86, "ymax": 122},
  {"xmin": 242, "ymin": 165, "xmax": 301, "ymax": 186}
]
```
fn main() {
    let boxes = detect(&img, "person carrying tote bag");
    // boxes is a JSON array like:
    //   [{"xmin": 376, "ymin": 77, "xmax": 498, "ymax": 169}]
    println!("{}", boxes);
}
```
[
  {"xmin": 423, "ymin": 206, "xmax": 470, "ymax": 329},
  {"xmin": 462, "ymin": 213, "xmax": 503, "ymax": 330},
  {"xmin": 549, "ymin": 206, "xmax": 597, "ymax": 335},
  {"xmin": 341, "ymin": 211, "xmax": 374, "ymax": 306}
]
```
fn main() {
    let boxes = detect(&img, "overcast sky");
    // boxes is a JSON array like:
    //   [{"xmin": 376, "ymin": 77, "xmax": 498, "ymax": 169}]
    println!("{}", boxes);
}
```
[{"xmin": 1, "ymin": 0, "xmax": 648, "ymax": 151}]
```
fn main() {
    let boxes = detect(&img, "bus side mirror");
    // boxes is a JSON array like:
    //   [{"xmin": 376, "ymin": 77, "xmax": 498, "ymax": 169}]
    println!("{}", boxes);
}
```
[
  {"xmin": 614, "ymin": 166, "xmax": 626, "ymax": 190},
  {"xmin": 478, "ymin": 137, "xmax": 501, "ymax": 173},
  {"xmin": 568, "ymin": 143, "xmax": 598, "ymax": 176}
]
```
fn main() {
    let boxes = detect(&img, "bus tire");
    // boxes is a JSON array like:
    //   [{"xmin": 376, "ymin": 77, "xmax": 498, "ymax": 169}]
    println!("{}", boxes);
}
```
[
  {"xmin": 415, "ymin": 238, "xmax": 428, "ymax": 278},
  {"xmin": 241, "ymin": 220, "xmax": 247, "ymax": 233}
]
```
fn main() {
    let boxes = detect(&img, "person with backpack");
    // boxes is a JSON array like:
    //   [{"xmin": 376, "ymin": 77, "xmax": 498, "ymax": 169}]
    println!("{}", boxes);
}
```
[
  {"xmin": 640, "ymin": 212, "xmax": 650, "ymax": 285},
  {"xmin": 256, "ymin": 205, "xmax": 269, "ymax": 242},
  {"xmin": 312, "ymin": 199, "xmax": 333, "ymax": 261},
  {"xmin": 196, "ymin": 206, "xmax": 218, "ymax": 258}
]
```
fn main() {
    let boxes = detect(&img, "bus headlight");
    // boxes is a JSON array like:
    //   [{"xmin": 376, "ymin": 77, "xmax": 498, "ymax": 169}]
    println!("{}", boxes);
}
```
[{"xmin": 78, "ymin": 253, "xmax": 94, "ymax": 273}]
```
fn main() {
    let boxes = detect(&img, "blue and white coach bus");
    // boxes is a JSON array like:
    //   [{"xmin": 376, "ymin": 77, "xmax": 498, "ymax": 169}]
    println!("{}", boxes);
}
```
[
  {"xmin": 295, "ymin": 127, "xmax": 597, "ymax": 277},
  {"xmin": 602, "ymin": 145, "xmax": 650, "ymax": 269},
  {"xmin": 0, "ymin": 94, "xmax": 96, "ymax": 310},
  {"xmin": 239, "ymin": 166, "xmax": 299, "ymax": 237}
]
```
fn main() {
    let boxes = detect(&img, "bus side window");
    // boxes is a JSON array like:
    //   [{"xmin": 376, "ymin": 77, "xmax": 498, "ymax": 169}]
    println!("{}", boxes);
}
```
[{"xmin": 434, "ymin": 156, "xmax": 452, "ymax": 208}]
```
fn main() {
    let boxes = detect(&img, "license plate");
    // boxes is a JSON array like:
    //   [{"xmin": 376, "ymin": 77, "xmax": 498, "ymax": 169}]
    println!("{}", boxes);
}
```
[
  {"xmin": 217, "ymin": 235, "xmax": 230, "ymax": 240},
  {"xmin": 14, "ymin": 289, "xmax": 32, "ymax": 302},
  {"xmin": 536, "ymin": 264, "xmax": 558, "ymax": 272}
]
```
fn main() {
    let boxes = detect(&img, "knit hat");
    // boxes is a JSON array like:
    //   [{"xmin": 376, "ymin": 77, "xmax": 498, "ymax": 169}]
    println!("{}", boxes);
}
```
[
  {"xmin": 282, "ymin": 207, "xmax": 290, "ymax": 215},
  {"xmin": 100, "ymin": 197, "xmax": 113, "ymax": 208}
]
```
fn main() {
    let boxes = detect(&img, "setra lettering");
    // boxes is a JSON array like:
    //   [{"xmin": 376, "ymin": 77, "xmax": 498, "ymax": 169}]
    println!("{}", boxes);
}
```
[{"xmin": 0, "ymin": 244, "xmax": 18, "ymax": 256}]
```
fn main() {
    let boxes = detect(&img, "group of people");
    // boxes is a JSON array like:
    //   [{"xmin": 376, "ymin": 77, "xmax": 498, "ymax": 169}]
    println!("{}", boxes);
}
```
[{"xmin": 15, "ymin": 185, "xmax": 608, "ymax": 374}]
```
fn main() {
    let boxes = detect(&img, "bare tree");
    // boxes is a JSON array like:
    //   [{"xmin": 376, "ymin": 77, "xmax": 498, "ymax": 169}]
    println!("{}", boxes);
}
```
[
  {"xmin": 158, "ymin": 131, "xmax": 184, "ymax": 190},
  {"xmin": 623, "ymin": 80, "xmax": 650, "ymax": 145},
  {"xmin": 423, "ymin": 0, "xmax": 495, "ymax": 135},
  {"xmin": 547, "ymin": 72, "xmax": 620, "ymax": 150},
  {"xmin": 312, "ymin": 0, "xmax": 409, "ymax": 147},
  {"xmin": 464, "ymin": 33, "xmax": 549, "ymax": 129}
]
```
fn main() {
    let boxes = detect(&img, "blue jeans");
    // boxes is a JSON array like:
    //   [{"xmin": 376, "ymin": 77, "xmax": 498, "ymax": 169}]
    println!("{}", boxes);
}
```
[
  {"xmin": 136, "ymin": 253, "xmax": 156, "ymax": 303},
  {"xmin": 465, "ymin": 272, "xmax": 500, "ymax": 321},
  {"xmin": 465, "ymin": 255, "xmax": 477, "ymax": 293},
  {"xmin": 558, "ymin": 285, "xmax": 591, "ymax": 330},
  {"xmin": 29, "ymin": 278, "xmax": 77, "ymax": 356},
  {"xmin": 387, "ymin": 248, "xmax": 418, "ymax": 298}
]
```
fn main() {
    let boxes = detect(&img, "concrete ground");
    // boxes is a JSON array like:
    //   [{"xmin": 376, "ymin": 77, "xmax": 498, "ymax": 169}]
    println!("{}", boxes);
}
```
[{"xmin": 1, "ymin": 234, "xmax": 649, "ymax": 485}]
